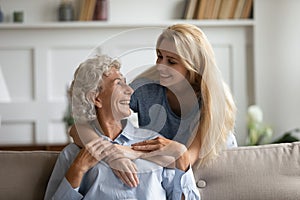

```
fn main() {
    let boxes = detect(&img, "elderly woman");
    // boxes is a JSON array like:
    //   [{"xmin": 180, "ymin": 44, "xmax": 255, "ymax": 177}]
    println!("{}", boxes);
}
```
[{"xmin": 44, "ymin": 55, "xmax": 200, "ymax": 200}]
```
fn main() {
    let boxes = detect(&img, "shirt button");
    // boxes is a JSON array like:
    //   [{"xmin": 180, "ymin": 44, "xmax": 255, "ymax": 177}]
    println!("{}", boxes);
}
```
[{"xmin": 196, "ymin": 180, "xmax": 206, "ymax": 188}]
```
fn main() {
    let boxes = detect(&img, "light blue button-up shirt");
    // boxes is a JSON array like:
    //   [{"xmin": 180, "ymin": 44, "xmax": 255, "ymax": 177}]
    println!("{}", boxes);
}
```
[{"xmin": 44, "ymin": 120, "xmax": 200, "ymax": 200}]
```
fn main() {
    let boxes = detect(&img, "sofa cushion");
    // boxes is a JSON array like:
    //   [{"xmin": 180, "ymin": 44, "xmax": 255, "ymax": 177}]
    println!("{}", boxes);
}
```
[
  {"xmin": 193, "ymin": 142, "xmax": 300, "ymax": 200},
  {"xmin": 0, "ymin": 151, "xmax": 59, "ymax": 200}
]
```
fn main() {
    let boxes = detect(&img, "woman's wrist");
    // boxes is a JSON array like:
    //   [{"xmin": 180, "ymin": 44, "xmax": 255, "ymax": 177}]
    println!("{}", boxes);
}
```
[
  {"xmin": 65, "ymin": 163, "xmax": 85, "ymax": 188},
  {"xmin": 175, "ymin": 150, "xmax": 190, "ymax": 171}
]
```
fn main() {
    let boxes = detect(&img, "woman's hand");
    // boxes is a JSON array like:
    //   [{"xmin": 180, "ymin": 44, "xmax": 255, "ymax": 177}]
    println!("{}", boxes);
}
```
[
  {"xmin": 110, "ymin": 159, "xmax": 139, "ymax": 188},
  {"xmin": 65, "ymin": 140, "xmax": 102, "ymax": 188},
  {"xmin": 102, "ymin": 145, "xmax": 141, "ymax": 187},
  {"xmin": 71, "ymin": 147, "xmax": 99, "ymax": 174},
  {"xmin": 105, "ymin": 145, "xmax": 146, "ymax": 187},
  {"xmin": 131, "ymin": 137, "xmax": 190, "ymax": 170},
  {"xmin": 86, "ymin": 139, "xmax": 142, "ymax": 188},
  {"xmin": 131, "ymin": 136, "xmax": 186, "ymax": 158}
]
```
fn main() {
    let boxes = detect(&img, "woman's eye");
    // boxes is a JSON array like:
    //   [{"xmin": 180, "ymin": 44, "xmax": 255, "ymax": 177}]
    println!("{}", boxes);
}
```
[
  {"xmin": 168, "ymin": 60, "xmax": 177, "ymax": 65},
  {"xmin": 117, "ymin": 79, "xmax": 126, "ymax": 85}
]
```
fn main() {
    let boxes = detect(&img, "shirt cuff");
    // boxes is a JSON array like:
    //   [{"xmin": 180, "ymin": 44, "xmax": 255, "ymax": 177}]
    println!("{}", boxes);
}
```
[
  {"xmin": 53, "ymin": 178, "xmax": 83, "ymax": 200},
  {"xmin": 173, "ymin": 165, "xmax": 199, "ymax": 197}
]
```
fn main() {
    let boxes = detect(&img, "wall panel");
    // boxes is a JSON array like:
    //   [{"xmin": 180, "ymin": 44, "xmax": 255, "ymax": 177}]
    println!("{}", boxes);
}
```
[
  {"xmin": 0, "ymin": 48, "xmax": 34, "ymax": 101},
  {"xmin": 0, "ymin": 26, "xmax": 252, "ymax": 145},
  {"xmin": 0, "ymin": 121, "xmax": 34, "ymax": 144}
]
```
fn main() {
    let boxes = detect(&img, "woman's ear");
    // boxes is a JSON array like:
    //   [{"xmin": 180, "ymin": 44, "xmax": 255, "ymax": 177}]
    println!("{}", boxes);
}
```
[
  {"xmin": 87, "ymin": 92, "xmax": 102, "ymax": 108},
  {"xmin": 94, "ymin": 95, "xmax": 102, "ymax": 108}
]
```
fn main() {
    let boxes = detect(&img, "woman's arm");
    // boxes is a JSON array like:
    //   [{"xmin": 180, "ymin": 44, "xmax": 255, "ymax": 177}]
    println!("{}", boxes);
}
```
[
  {"xmin": 69, "ymin": 124, "xmax": 140, "ymax": 187},
  {"xmin": 65, "ymin": 145, "xmax": 99, "ymax": 188},
  {"xmin": 132, "ymin": 132, "xmax": 201, "ymax": 166},
  {"xmin": 69, "ymin": 124, "xmax": 98, "ymax": 148},
  {"xmin": 44, "ymin": 142, "xmax": 100, "ymax": 200},
  {"xmin": 186, "ymin": 132, "xmax": 202, "ymax": 166},
  {"xmin": 132, "ymin": 137, "xmax": 190, "ymax": 170}
]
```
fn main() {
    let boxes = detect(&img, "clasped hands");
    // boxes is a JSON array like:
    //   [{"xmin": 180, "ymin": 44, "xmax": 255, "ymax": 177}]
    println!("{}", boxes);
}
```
[{"xmin": 81, "ymin": 136, "xmax": 188, "ymax": 188}]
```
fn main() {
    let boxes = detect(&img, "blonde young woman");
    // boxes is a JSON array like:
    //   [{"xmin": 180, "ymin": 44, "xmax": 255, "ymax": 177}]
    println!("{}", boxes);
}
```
[
  {"xmin": 130, "ymin": 23, "xmax": 237, "ymax": 165},
  {"xmin": 70, "ymin": 23, "xmax": 237, "ymax": 186}
]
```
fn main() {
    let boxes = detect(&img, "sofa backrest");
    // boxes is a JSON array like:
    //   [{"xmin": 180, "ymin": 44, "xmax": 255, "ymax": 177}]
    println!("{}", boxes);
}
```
[
  {"xmin": 0, "ymin": 142, "xmax": 300, "ymax": 200},
  {"xmin": 0, "ymin": 151, "xmax": 59, "ymax": 200},
  {"xmin": 194, "ymin": 141, "xmax": 300, "ymax": 200}
]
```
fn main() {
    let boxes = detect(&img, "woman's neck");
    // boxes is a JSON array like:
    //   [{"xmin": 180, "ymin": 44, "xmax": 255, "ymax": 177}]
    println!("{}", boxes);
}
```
[
  {"xmin": 166, "ymin": 85, "xmax": 198, "ymax": 117},
  {"xmin": 96, "ymin": 111, "xmax": 123, "ymax": 141}
]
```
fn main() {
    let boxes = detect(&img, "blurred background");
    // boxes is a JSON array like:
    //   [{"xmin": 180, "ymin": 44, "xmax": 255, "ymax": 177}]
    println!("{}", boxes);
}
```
[{"xmin": 0, "ymin": 0, "xmax": 299, "ymax": 147}]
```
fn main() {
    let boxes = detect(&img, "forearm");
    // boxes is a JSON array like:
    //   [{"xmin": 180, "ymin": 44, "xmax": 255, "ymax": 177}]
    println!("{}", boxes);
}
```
[
  {"xmin": 114, "ymin": 145, "xmax": 144, "ymax": 160},
  {"xmin": 44, "ymin": 146, "xmax": 86, "ymax": 200},
  {"xmin": 119, "ymin": 146, "xmax": 176, "ymax": 168},
  {"xmin": 65, "ymin": 163, "xmax": 86, "ymax": 188},
  {"xmin": 70, "ymin": 124, "xmax": 99, "ymax": 148},
  {"xmin": 187, "ymin": 133, "xmax": 202, "ymax": 165}
]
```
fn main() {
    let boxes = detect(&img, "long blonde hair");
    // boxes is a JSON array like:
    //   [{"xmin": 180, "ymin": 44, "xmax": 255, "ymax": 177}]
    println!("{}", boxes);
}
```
[{"xmin": 137, "ymin": 24, "xmax": 236, "ymax": 166}]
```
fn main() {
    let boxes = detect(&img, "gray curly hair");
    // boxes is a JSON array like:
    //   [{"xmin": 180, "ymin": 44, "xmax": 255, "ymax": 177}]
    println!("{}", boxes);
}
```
[{"xmin": 70, "ymin": 55, "xmax": 121, "ymax": 123}]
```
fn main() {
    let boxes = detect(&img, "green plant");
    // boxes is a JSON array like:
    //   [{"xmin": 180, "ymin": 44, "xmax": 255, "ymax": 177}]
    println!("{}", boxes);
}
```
[
  {"xmin": 272, "ymin": 128, "xmax": 300, "ymax": 144},
  {"xmin": 246, "ymin": 105, "xmax": 273, "ymax": 145},
  {"xmin": 62, "ymin": 85, "xmax": 74, "ymax": 130},
  {"xmin": 63, "ymin": 103, "xmax": 74, "ymax": 128}
]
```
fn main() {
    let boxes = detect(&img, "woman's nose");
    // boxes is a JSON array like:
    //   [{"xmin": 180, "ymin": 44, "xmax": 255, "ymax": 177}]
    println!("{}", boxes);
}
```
[
  {"xmin": 156, "ymin": 63, "xmax": 167, "ymax": 71},
  {"xmin": 125, "ymin": 84, "xmax": 134, "ymax": 95}
]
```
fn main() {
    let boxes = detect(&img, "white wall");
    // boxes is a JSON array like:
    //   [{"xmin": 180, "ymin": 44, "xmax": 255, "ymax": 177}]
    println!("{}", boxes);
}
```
[
  {"xmin": 3, "ymin": 0, "xmax": 299, "ymax": 145},
  {"xmin": 0, "ymin": 0, "xmax": 252, "ymax": 145},
  {"xmin": 254, "ymin": 0, "xmax": 300, "ymax": 138},
  {"xmin": 0, "ymin": 25, "xmax": 251, "ymax": 145}
]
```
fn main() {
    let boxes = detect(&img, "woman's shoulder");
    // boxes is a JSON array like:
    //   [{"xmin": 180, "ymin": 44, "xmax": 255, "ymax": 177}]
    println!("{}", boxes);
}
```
[
  {"xmin": 59, "ymin": 143, "xmax": 80, "ymax": 160},
  {"xmin": 129, "ymin": 78, "xmax": 165, "ymax": 108}
]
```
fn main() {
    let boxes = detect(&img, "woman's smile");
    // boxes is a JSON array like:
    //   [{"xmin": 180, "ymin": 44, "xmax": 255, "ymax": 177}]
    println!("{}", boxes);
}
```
[{"xmin": 119, "ymin": 100, "xmax": 131, "ymax": 105}]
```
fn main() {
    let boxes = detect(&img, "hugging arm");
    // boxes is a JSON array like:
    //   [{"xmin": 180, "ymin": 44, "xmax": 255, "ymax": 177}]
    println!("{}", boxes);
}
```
[
  {"xmin": 65, "ymin": 140, "xmax": 101, "ymax": 188},
  {"xmin": 44, "ymin": 143, "xmax": 99, "ymax": 200},
  {"xmin": 69, "ymin": 124, "xmax": 140, "ymax": 187},
  {"xmin": 132, "ymin": 136, "xmax": 191, "ymax": 170},
  {"xmin": 71, "ymin": 124, "xmax": 191, "ymax": 170}
]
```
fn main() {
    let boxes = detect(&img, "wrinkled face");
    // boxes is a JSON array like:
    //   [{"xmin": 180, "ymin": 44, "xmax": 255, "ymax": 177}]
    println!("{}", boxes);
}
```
[
  {"xmin": 156, "ymin": 39, "xmax": 188, "ymax": 88},
  {"xmin": 96, "ymin": 67, "xmax": 133, "ymax": 120}
]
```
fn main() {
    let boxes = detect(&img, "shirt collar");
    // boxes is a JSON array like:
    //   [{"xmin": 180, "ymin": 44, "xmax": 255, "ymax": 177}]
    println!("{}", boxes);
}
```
[{"xmin": 91, "ymin": 119, "xmax": 136, "ymax": 145}]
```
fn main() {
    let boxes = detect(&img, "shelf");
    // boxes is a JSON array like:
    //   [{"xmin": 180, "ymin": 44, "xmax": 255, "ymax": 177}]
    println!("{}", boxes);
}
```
[{"xmin": 0, "ymin": 19, "xmax": 255, "ymax": 30}]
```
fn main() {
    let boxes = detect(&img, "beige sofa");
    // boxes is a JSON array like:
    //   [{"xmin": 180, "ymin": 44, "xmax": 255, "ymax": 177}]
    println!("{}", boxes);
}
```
[{"xmin": 0, "ymin": 142, "xmax": 299, "ymax": 200}]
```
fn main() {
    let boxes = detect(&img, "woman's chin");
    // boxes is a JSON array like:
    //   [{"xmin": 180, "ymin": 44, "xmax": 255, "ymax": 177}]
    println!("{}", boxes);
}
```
[
  {"xmin": 159, "ymin": 79, "xmax": 170, "ymax": 87},
  {"xmin": 114, "ymin": 109, "xmax": 131, "ymax": 120}
]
